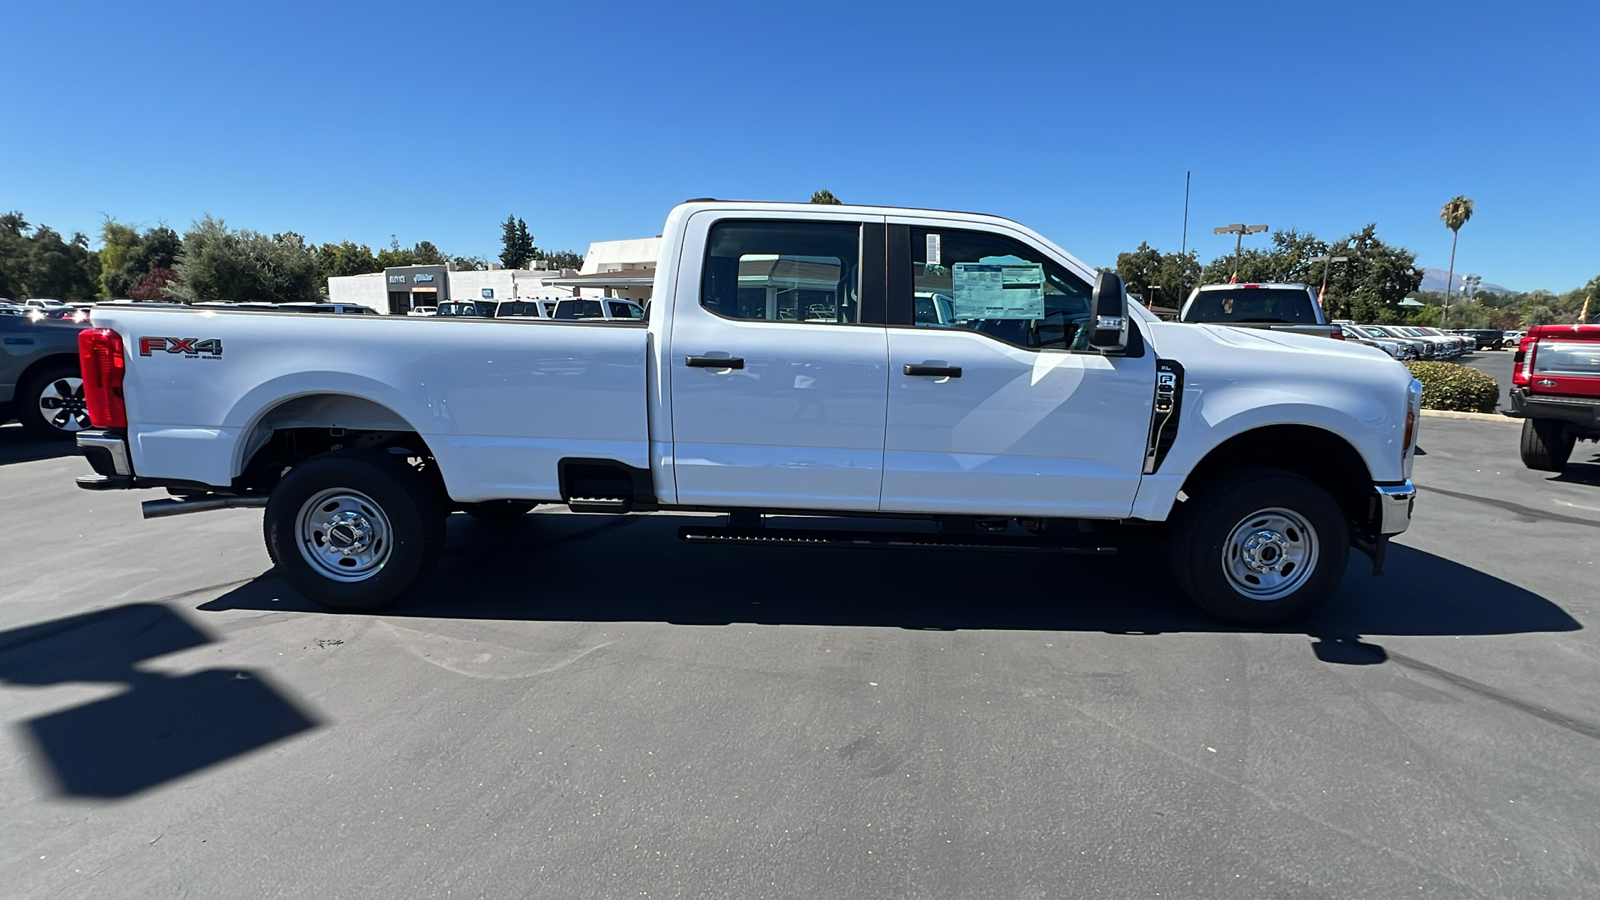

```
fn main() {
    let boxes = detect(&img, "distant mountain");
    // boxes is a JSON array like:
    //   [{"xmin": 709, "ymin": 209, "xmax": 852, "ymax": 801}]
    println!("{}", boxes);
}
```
[{"xmin": 1419, "ymin": 268, "xmax": 1516, "ymax": 295}]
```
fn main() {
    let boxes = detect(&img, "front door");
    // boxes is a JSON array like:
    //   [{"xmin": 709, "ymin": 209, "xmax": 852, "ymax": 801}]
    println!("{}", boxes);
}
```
[
  {"xmin": 668, "ymin": 213, "xmax": 890, "ymax": 510},
  {"xmin": 881, "ymin": 220, "xmax": 1155, "ymax": 518}
]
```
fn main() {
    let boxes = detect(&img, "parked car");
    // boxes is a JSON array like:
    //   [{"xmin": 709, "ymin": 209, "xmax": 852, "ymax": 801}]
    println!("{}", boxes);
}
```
[
  {"xmin": 551, "ymin": 298, "xmax": 646, "ymax": 321},
  {"xmin": 1, "ymin": 310, "xmax": 89, "ymax": 438},
  {"xmin": 1336, "ymin": 322, "xmax": 1416, "ymax": 360},
  {"xmin": 436, "ymin": 300, "xmax": 498, "ymax": 318},
  {"xmin": 1417, "ymin": 326, "xmax": 1471, "ymax": 355},
  {"xmin": 494, "ymin": 300, "xmax": 551, "ymax": 320},
  {"xmin": 1453, "ymin": 328, "xmax": 1505, "ymax": 351},
  {"xmin": 1356, "ymin": 325, "xmax": 1430, "ymax": 360},
  {"xmin": 1369, "ymin": 325, "xmax": 1456, "ymax": 359},
  {"xmin": 406, "ymin": 306, "xmax": 438, "ymax": 317},
  {"xmin": 1178, "ymin": 283, "xmax": 1343, "ymax": 339},
  {"xmin": 71, "ymin": 200, "xmax": 1419, "ymax": 627},
  {"xmin": 1509, "ymin": 324, "xmax": 1600, "ymax": 471}
]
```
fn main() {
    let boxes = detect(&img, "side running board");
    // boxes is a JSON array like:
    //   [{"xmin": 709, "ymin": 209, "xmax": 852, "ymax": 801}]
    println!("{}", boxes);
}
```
[{"xmin": 679, "ymin": 525, "xmax": 1116, "ymax": 554}]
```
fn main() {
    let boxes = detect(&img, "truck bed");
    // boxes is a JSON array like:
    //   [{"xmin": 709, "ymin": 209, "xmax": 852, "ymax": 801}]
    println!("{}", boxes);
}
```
[{"xmin": 87, "ymin": 307, "xmax": 650, "ymax": 502}]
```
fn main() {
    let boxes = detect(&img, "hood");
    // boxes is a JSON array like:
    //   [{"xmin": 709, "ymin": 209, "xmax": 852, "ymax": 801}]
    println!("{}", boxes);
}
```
[{"xmin": 1180, "ymin": 323, "xmax": 1398, "ymax": 363}]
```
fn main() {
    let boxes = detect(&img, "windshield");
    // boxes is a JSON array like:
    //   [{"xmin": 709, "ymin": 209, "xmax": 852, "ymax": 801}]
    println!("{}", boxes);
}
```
[{"xmin": 1182, "ymin": 288, "xmax": 1318, "ymax": 324}]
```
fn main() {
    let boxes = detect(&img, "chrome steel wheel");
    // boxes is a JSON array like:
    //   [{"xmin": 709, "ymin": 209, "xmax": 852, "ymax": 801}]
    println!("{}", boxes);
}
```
[
  {"xmin": 295, "ymin": 488, "xmax": 394, "ymax": 582},
  {"xmin": 37, "ymin": 376, "xmax": 89, "ymax": 433},
  {"xmin": 1220, "ymin": 507, "xmax": 1319, "ymax": 601}
]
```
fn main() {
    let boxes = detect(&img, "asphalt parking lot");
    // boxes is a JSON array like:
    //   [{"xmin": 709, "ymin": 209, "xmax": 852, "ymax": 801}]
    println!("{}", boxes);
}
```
[{"xmin": 2, "ymin": 417, "xmax": 1597, "ymax": 899}]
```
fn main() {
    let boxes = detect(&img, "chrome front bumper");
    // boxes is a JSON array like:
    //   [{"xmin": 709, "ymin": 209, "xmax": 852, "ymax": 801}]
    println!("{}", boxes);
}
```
[{"xmin": 1375, "ymin": 480, "xmax": 1415, "ymax": 535}]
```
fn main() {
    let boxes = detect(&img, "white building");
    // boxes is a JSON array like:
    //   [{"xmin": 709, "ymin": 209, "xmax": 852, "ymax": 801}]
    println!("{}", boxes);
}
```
[
  {"xmin": 328, "ymin": 265, "xmax": 577, "ymax": 314},
  {"xmin": 545, "ymin": 236, "xmax": 662, "ymax": 302},
  {"xmin": 326, "ymin": 237, "xmax": 664, "ymax": 313}
]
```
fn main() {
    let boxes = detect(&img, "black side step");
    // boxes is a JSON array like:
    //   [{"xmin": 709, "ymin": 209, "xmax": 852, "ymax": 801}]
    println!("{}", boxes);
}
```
[
  {"xmin": 567, "ymin": 496, "xmax": 633, "ymax": 514},
  {"xmin": 679, "ymin": 525, "xmax": 1117, "ymax": 555}
]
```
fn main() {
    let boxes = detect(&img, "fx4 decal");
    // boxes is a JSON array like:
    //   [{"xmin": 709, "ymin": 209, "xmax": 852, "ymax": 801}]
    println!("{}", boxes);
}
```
[{"xmin": 139, "ymin": 336, "xmax": 223, "ymax": 358}]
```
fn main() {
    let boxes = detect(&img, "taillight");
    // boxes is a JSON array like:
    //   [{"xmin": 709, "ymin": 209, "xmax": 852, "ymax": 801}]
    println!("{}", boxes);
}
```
[
  {"xmin": 1512, "ymin": 336, "xmax": 1535, "ymax": 387},
  {"xmin": 78, "ymin": 328, "xmax": 127, "ymax": 428},
  {"xmin": 1330, "ymin": 324, "xmax": 1345, "ymax": 340}
]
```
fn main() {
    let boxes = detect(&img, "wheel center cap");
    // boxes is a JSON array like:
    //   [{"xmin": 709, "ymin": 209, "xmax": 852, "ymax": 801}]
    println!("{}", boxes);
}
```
[
  {"xmin": 323, "ymin": 512, "xmax": 372, "ymax": 553},
  {"xmin": 1240, "ymin": 530, "xmax": 1290, "ymax": 573}
]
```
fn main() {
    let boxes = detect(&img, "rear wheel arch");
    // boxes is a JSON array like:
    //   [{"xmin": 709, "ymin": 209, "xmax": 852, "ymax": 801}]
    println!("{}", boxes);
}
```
[{"xmin": 234, "ymin": 393, "xmax": 442, "ymax": 495}]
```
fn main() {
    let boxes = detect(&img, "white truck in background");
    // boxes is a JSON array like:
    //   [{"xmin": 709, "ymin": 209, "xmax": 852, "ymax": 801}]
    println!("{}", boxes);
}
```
[{"xmin": 72, "ymin": 201, "xmax": 1420, "ymax": 625}]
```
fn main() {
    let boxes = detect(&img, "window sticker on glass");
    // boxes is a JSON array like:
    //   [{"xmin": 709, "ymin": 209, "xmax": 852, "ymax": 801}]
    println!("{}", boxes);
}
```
[
  {"xmin": 926, "ymin": 233, "xmax": 941, "ymax": 266},
  {"xmin": 952, "ymin": 262, "xmax": 1045, "ymax": 320}
]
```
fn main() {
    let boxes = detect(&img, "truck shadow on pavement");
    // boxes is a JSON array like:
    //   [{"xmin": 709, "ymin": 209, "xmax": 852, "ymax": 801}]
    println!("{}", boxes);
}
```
[
  {"xmin": 201, "ymin": 512, "xmax": 1581, "ymax": 653},
  {"xmin": 0, "ymin": 603, "xmax": 319, "ymax": 799},
  {"xmin": 0, "ymin": 422, "xmax": 78, "ymax": 466},
  {"xmin": 1551, "ymin": 453, "xmax": 1600, "ymax": 487}
]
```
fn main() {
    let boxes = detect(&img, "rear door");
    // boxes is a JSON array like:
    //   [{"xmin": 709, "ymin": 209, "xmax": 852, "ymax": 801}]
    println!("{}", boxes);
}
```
[
  {"xmin": 880, "ymin": 218, "xmax": 1155, "ymax": 517},
  {"xmin": 668, "ymin": 211, "xmax": 889, "ymax": 510}
]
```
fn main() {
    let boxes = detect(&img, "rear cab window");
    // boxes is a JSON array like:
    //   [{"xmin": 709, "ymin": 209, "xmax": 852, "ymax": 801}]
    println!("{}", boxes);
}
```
[
  {"xmin": 1533, "ymin": 340, "xmax": 1600, "ymax": 377},
  {"xmin": 1182, "ymin": 288, "xmax": 1318, "ymax": 324}
]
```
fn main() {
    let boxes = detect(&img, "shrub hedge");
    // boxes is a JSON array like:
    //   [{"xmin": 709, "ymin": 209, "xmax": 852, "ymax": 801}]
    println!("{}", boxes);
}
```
[{"xmin": 1404, "ymin": 361, "xmax": 1500, "ymax": 413}]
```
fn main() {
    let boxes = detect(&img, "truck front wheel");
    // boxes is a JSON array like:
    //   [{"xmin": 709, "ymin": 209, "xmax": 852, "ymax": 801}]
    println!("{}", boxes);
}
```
[
  {"xmin": 1170, "ymin": 468, "xmax": 1348, "ymax": 627},
  {"xmin": 1519, "ymin": 418, "xmax": 1573, "ymax": 472},
  {"xmin": 264, "ymin": 452, "xmax": 445, "ymax": 611}
]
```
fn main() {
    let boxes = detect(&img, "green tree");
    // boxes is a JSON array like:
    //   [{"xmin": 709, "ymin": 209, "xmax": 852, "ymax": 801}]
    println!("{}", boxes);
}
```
[
  {"xmin": 412, "ymin": 240, "xmax": 446, "ymax": 266},
  {"xmin": 1115, "ymin": 242, "xmax": 1201, "ymax": 311},
  {"xmin": 19, "ymin": 226, "xmax": 100, "ymax": 300},
  {"xmin": 1522, "ymin": 304, "xmax": 1557, "ymax": 327},
  {"xmin": 0, "ymin": 211, "xmax": 28, "ymax": 299},
  {"xmin": 168, "ymin": 216, "xmax": 324, "ymax": 303},
  {"xmin": 534, "ymin": 248, "xmax": 584, "ymax": 271},
  {"xmin": 810, "ymin": 189, "xmax": 842, "ymax": 205},
  {"xmin": 98, "ymin": 220, "xmax": 142, "ymax": 297},
  {"xmin": 317, "ymin": 241, "xmax": 382, "ymax": 278},
  {"xmin": 499, "ymin": 215, "xmax": 535, "ymax": 268},
  {"xmin": 1439, "ymin": 195, "xmax": 1475, "ymax": 323},
  {"xmin": 450, "ymin": 255, "xmax": 486, "ymax": 271}
]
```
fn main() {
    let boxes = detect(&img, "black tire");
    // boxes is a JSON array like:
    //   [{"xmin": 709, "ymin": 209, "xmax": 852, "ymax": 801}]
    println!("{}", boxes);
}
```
[
  {"xmin": 1519, "ymin": 418, "xmax": 1573, "ymax": 472},
  {"xmin": 461, "ymin": 500, "xmax": 537, "ymax": 523},
  {"xmin": 16, "ymin": 360, "xmax": 89, "ymax": 440},
  {"xmin": 1169, "ymin": 467, "xmax": 1349, "ymax": 627},
  {"xmin": 264, "ymin": 451, "xmax": 445, "ymax": 611}
]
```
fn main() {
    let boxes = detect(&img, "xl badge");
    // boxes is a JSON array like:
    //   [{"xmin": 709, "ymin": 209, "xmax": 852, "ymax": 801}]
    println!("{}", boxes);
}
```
[{"xmin": 139, "ymin": 336, "xmax": 223, "ymax": 358}]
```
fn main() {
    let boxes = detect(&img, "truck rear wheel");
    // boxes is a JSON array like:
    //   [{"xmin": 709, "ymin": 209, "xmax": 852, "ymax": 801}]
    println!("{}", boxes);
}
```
[
  {"xmin": 264, "ymin": 451, "xmax": 445, "ymax": 611},
  {"xmin": 1519, "ymin": 418, "xmax": 1573, "ymax": 472},
  {"xmin": 1170, "ymin": 467, "xmax": 1348, "ymax": 627}
]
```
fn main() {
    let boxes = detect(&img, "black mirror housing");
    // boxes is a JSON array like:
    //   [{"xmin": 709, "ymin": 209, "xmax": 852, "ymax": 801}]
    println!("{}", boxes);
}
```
[{"xmin": 1090, "ymin": 271, "xmax": 1130, "ymax": 351}]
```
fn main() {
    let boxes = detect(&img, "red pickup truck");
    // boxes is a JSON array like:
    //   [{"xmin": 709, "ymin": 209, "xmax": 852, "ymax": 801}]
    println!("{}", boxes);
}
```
[{"xmin": 1511, "ymin": 324, "xmax": 1600, "ymax": 470}]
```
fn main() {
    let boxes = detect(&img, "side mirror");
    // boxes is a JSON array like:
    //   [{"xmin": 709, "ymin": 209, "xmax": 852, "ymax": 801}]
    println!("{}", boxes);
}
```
[{"xmin": 1090, "ymin": 271, "xmax": 1129, "ymax": 352}]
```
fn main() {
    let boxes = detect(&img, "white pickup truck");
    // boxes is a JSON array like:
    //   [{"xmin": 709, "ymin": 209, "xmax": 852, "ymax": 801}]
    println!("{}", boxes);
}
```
[{"xmin": 73, "ymin": 201, "xmax": 1420, "ymax": 625}]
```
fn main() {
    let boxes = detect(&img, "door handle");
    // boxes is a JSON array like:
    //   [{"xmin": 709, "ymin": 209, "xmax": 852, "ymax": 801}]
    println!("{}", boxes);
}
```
[
  {"xmin": 686, "ymin": 355, "xmax": 745, "ymax": 369},
  {"xmin": 904, "ymin": 364, "xmax": 962, "ymax": 378}
]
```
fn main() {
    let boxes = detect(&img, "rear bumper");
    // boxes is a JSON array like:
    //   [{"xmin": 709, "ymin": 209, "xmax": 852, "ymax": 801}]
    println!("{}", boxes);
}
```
[
  {"xmin": 77, "ymin": 429, "xmax": 133, "ymax": 487},
  {"xmin": 1508, "ymin": 388, "xmax": 1600, "ymax": 428}
]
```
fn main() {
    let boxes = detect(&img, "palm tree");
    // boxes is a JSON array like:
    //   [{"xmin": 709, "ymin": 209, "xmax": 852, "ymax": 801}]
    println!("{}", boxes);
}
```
[{"xmin": 1439, "ymin": 195, "xmax": 1474, "ymax": 327}]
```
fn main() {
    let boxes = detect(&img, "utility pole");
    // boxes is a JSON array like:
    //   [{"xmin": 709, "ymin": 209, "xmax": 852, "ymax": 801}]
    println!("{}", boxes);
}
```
[
  {"xmin": 1181, "ymin": 171, "xmax": 1191, "ymax": 258},
  {"xmin": 1213, "ymin": 223, "xmax": 1268, "ymax": 281}
]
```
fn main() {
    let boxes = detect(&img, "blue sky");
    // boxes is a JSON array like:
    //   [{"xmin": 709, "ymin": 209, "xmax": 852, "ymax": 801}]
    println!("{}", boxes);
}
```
[{"xmin": 4, "ymin": 0, "xmax": 1596, "ymax": 292}]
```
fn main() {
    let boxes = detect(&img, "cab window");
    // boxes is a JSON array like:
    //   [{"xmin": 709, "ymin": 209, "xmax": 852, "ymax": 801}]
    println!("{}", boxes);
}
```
[
  {"xmin": 909, "ymin": 227, "xmax": 1094, "ymax": 351},
  {"xmin": 702, "ymin": 221, "xmax": 862, "ymax": 324}
]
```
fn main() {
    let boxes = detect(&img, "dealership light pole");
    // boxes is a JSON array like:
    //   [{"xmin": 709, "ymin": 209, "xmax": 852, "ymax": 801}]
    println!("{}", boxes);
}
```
[
  {"xmin": 1213, "ymin": 223, "xmax": 1269, "ymax": 281},
  {"xmin": 1311, "ymin": 253, "xmax": 1349, "ymax": 304}
]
